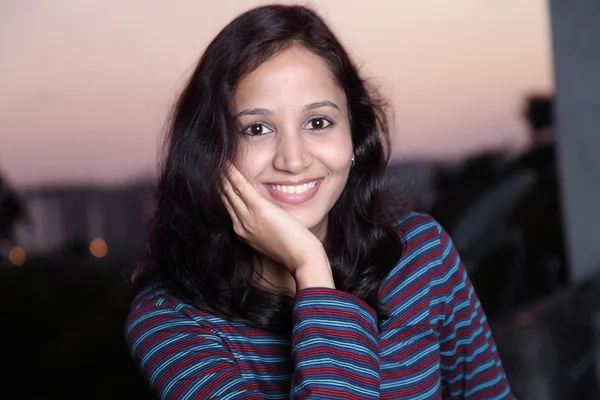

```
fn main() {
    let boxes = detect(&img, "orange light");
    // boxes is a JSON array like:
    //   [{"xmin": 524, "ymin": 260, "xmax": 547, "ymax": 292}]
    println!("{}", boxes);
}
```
[
  {"xmin": 8, "ymin": 246, "xmax": 26, "ymax": 266},
  {"xmin": 89, "ymin": 238, "xmax": 108, "ymax": 258}
]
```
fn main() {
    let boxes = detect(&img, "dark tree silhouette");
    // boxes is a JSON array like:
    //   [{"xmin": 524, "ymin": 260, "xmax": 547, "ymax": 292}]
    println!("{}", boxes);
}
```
[{"xmin": 0, "ymin": 172, "xmax": 26, "ymax": 245}]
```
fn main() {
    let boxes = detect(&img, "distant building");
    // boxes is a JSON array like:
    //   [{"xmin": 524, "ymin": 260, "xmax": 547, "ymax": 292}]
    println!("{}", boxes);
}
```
[{"xmin": 12, "ymin": 181, "xmax": 155, "ymax": 258}]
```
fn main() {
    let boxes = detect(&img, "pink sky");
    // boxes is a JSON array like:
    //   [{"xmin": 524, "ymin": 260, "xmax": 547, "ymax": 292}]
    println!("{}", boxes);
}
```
[{"xmin": 0, "ymin": 0, "xmax": 554, "ymax": 187}]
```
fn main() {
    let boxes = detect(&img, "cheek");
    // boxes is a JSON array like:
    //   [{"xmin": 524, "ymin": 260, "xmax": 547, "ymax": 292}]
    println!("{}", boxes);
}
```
[
  {"xmin": 316, "ymin": 138, "xmax": 353, "ymax": 172},
  {"xmin": 233, "ymin": 141, "xmax": 271, "ymax": 181},
  {"xmin": 232, "ymin": 141, "xmax": 254, "ymax": 179}
]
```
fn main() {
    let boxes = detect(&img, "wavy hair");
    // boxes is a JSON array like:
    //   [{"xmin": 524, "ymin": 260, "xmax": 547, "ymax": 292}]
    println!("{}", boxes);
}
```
[{"xmin": 132, "ymin": 4, "xmax": 405, "ymax": 335}]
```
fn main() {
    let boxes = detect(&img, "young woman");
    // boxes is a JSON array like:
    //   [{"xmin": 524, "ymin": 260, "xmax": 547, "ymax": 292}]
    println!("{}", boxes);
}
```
[{"xmin": 125, "ymin": 4, "xmax": 514, "ymax": 399}]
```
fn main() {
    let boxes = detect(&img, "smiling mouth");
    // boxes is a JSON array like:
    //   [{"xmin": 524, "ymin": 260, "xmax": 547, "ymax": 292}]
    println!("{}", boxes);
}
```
[
  {"xmin": 266, "ymin": 180, "xmax": 319, "ymax": 194},
  {"xmin": 263, "ymin": 179, "xmax": 323, "ymax": 205}
]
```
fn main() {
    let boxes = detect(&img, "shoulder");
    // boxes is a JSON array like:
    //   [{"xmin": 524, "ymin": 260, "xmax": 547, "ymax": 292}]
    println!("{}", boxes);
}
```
[
  {"xmin": 126, "ymin": 285, "xmax": 187, "ymax": 336},
  {"xmin": 381, "ymin": 211, "xmax": 448, "ymax": 293},
  {"xmin": 379, "ymin": 212, "xmax": 458, "ymax": 324},
  {"xmin": 125, "ymin": 284, "xmax": 218, "ymax": 341},
  {"xmin": 392, "ymin": 211, "xmax": 444, "ymax": 245},
  {"xmin": 124, "ymin": 285, "xmax": 240, "ymax": 360},
  {"xmin": 129, "ymin": 284, "xmax": 186, "ymax": 312},
  {"xmin": 124, "ymin": 286, "xmax": 245, "ymax": 398},
  {"xmin": 393, "ymin": 212, "xmax": 457, "ymax": 267},
  {"xmin": 127, "ymin": 284, "xmax": 198, "ymax": 324},
  {"xmin": 390, "ymin": 211, "xmax": 452, "ymax": 268}
]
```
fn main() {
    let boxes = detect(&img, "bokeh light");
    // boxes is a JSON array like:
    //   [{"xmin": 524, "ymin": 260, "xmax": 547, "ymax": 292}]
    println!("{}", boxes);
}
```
[
  {"xmin": 8, "ymin": 246, "xmax": 26, "ymax": 266},
  {"xmin": 89, "ymin": 238, "xmax": 108, "ymax": 258}
]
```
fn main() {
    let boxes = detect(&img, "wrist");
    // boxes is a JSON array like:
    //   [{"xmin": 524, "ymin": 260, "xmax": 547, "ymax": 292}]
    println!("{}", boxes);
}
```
[{"xmin": 294, "ymin": 255, "xmax": 335, "ymax": 290}]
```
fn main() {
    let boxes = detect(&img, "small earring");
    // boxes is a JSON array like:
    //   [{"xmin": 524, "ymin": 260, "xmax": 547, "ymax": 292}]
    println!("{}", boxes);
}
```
[{"xmin": 351, "ymin": 156, "xmax": 355, "ymax": 167}]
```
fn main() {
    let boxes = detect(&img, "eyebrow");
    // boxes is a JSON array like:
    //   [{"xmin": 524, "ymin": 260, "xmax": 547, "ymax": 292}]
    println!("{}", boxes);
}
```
[
  {"xmin": 234, "ymin": 101, "xmax": 340, "ymax": 119},
  {"xmin": 303, "ymin": 101, "xmax": 340, "ymax": 112},
  {"xmin": 234, "ymin": 108, "xmax": 274, "ymax": 119}
]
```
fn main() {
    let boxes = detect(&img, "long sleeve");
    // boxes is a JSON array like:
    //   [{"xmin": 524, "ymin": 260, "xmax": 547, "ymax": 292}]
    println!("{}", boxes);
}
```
[
  {"xmin": 125, "ymin": 288, "xmax": 380, "ymax": 399},
  {"xmin": 434, "ymin": 224, "xmax": 514, "ymax": 399},
  {"xmin": 291, "ymin": 288, "xmax": 380, "ymax": 399},
  {"xmin": 126, "ymin": 306, "xmax": 264, "ymax": 399}
]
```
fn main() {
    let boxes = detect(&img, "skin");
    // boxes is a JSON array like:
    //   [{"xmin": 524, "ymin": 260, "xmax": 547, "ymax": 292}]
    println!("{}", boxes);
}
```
[{"xmin": 222, "ymin": 46, "xmax": 354, "ymax": 292}]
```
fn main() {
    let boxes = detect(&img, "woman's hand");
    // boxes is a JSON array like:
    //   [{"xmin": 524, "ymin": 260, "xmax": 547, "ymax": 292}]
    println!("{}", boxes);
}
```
[{"xmin": 221, "ymin": 164, "xmax": 334, "ymax": 289}]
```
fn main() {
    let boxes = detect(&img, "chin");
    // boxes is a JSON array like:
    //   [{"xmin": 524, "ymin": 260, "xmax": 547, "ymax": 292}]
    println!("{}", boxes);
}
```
[
  {"xmin": 286, "ymin": 208, "xmax": 327, "ymax": 232},
  {"xmin": 260, "ymin": 190, "xmax": 330, "ymax": 232}
]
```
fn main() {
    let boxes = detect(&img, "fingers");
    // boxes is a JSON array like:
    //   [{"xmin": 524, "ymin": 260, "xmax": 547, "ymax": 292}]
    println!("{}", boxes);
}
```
[
  {"xmin": 222, "ymin": 192, "xmax": 243, "ymax": 233},
  {"xmin": 221, "ymin": 193, "xmax": 236, "ymax": 219},
  {"xmin": 225, "ymin": 162, "xmax": 262, "ymax": 205},
  {"xmin": 222, "ymin": 162, "xmax": 270, "ymax": 240},
  {"xmin": 222, "ymin": 174, "xmax": 249, "ymax": 219}
]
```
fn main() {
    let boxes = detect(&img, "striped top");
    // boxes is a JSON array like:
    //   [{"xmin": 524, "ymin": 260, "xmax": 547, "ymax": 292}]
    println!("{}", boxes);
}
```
[{"xmin": 125, "ymin": 213, "xmax": 514, "ymax": 399}]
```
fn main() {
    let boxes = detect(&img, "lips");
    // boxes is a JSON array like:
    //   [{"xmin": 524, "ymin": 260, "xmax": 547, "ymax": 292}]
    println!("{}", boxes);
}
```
[{"xmin": 263, "ymin": 178, "xmax": 323, "ymax": 205}]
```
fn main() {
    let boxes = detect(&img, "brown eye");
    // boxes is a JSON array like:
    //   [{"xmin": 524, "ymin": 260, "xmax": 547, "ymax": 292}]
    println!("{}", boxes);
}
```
[
  {"xmin": 306, "ymin": 117, "xmax": 332, "ymax": 130},
  {"xmin": 243, "ymin": 123, "xmax": 272, "ymax": 136}
]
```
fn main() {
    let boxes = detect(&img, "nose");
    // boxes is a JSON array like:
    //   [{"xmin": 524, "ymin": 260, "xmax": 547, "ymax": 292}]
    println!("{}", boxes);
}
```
[{"xmin": 273, "ymin": 130, "xmax": 312, "ymax": 174}]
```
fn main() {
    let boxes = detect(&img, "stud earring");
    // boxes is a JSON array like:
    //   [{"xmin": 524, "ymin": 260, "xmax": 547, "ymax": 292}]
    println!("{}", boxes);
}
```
[{"xmin": 351, "ymin": 156, "xmax": 355, "ymax": 167}]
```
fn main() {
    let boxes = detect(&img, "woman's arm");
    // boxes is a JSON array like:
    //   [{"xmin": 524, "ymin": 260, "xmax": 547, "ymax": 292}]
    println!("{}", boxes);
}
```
[
  {"xmin": 126, "ymin": 305, "xmax": 263, "ymax": 399},
  {"xmin": 125, "ymin": 289, "xmax": 380, "ymax": 399},
  {"xmin": 434, "ymin": 224, "xmax": 514, "ymax": 399},
  {"xmin": 291, "ymin": 287, "xmax": 380, "ymax": 399}
]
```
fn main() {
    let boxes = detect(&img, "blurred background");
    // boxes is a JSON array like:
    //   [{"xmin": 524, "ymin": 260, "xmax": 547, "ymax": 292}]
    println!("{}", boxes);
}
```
[{"xmin": 1, "ymin": 0, "xmax": 599, "ymax": 398}]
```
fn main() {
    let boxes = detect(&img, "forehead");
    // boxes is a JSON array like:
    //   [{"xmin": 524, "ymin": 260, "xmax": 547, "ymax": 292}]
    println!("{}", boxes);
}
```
[{"xmin": 232, "ymin": 46, "xmax": 346, "ymax": 109}]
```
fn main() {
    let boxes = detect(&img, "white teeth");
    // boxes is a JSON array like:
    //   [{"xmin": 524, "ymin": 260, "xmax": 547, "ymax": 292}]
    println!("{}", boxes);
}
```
[{"xmin": 269, "ymin": 180, "xmax": 319, "ymax": 194}]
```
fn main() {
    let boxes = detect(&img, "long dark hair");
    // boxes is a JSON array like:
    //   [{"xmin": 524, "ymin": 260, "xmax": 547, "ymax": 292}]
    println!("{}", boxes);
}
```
[{"xmin": 133, "ymin": 4, "xmax": 404, "ymax": 335}]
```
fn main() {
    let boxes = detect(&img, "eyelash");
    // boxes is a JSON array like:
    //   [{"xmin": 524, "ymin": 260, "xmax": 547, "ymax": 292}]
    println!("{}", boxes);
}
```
[
  {"xmin": 306, "ymin": 117, "xmax": 333, "ymax": 131},
  {"xmin": 242, "ymin": 123, "xmax": 273, "ymax": 136},
  {"xmin": 241, "ymin": 117, "xmax": 334, "ymax": 137}
]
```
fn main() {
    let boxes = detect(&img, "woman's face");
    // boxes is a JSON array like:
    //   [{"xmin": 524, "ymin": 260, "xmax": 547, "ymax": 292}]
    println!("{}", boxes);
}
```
[{"xmin": 231, "ymin": 46, "xmax": 353, "ymax": 240}]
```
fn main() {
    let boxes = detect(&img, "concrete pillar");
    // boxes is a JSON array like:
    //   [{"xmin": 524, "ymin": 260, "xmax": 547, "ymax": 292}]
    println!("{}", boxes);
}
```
[{"xmin": 548, "ymin": 0, "xmax": 600, "ymax": 283}]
